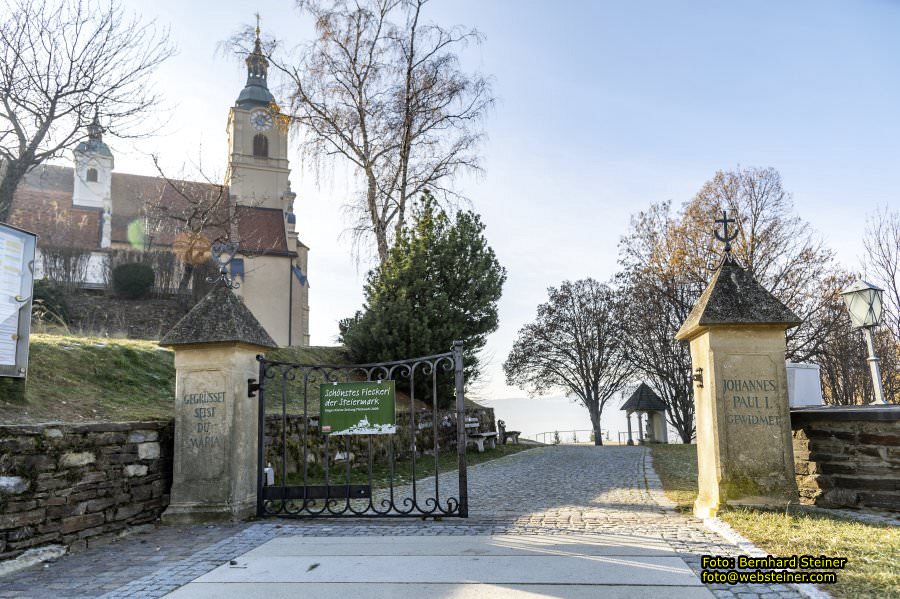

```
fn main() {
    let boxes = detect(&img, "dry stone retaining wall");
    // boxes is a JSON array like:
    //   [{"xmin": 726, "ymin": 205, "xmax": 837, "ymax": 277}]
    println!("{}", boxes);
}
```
[
  {"xmin": 791, "ymin": 407, "xmax": 899, "ymax": 510},
  {"xmin": 0, "ymin": 421, "xmax": 173, "ymax": 560}
]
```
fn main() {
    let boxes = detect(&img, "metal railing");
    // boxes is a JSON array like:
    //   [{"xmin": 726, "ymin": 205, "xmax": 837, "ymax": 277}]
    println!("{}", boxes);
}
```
[{"xmin": 530, "ymin": 429, "xmax": 610, "ymax": 444}]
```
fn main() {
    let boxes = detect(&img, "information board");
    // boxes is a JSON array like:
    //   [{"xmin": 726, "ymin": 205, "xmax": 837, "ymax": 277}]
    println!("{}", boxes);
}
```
[
  {"xmin": 0, "ymin": 223, "xmax": 36, "ymax": 378},
  {"xmin": 320, "ymin": 381, "xmax": 396, "ymax": 435}
]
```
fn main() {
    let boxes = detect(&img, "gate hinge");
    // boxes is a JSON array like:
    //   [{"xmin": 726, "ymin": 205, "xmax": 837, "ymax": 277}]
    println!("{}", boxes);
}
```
[{"xmin": 248, "ymin": 378, "xmax": 260, "ymax": 398}]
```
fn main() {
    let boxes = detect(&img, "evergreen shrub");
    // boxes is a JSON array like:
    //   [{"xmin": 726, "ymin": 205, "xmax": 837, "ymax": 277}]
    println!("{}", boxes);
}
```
[{"xmin": 112, "ymin": 263, "xmax": 155, "ymax": 299}]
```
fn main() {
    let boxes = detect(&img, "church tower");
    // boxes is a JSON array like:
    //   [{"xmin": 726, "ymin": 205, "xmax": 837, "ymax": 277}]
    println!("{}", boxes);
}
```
[
  {"xmin": 225, "ymin": 21, "xmax": 310, "ymax": 347},
  {"xmin": 226, "ymin": 24, "xmax": 291, "ymax": 210}
]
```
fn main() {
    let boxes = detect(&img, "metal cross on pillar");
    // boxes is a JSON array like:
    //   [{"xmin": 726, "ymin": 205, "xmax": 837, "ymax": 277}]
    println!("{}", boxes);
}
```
[{"xmin": 714, "ymin": 209, "xmax": 738, "ymax": 254}]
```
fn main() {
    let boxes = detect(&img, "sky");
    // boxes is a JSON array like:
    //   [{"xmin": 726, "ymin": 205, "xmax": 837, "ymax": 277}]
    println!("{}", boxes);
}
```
[{"xmin": 101, "ymin": 0, "xmax": 900, "ymax": 440}]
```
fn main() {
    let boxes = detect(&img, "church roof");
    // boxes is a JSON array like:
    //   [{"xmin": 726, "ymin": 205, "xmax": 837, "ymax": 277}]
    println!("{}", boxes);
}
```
[
  {"xmin": 621, "ymin": 383, "xmax": 667, "ymax": 413},
  {"xmin": 9, "ymin": 164, "xmax": 294, "ymax": 256},
  {"xmin": 675, "ymin": 256, "xmax": 802, "ymax": 341},
  {"xmin": 159, "ymin": 282, "xmax": 277, "ymax": 348},
  {"xmin": 9, "ymin": 169, "xmax": 102, "ymax": 249}
]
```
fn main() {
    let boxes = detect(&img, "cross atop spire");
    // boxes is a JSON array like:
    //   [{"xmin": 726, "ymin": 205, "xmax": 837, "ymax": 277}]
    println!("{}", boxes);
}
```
[{"xmin": 714, "ymin": 209, "xmax": 738, "ymax": 255}]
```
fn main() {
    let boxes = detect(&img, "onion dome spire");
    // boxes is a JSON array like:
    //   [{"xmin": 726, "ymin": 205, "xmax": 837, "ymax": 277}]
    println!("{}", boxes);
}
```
[
  {"xmin": 76, "ymin": 107, "xmax": 112, "ymax": 157},
  {"xmin": 236, "ymin": 14, "xmax": 275, "ymax": 108},
  {"xmin": 87, "ymin": 108, "xmax": 103, "ymax": 141}
]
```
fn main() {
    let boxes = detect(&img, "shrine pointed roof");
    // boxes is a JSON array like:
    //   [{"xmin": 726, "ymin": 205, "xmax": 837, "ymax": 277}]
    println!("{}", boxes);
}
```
[
  {"xmin": 675, "ymin": 257, "xmax": 802, "ymax": 341},
  {"xmin": 160, "ymin": 282, "xmax": 277, "ymax": 348}
]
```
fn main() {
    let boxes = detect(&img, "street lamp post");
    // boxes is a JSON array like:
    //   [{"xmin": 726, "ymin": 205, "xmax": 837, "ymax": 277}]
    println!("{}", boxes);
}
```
[{"xmin": 840, "ymin": 279, "xmax": 887, "ymax": 405}]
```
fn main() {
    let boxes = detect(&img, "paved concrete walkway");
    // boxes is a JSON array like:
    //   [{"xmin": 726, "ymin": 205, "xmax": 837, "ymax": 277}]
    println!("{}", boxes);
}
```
[
  {"xmin": 166, "ymin": 534, "xmax": 708, "ymax": 598},
  {"xmin": 0, "ymin": 446, "xmax": 807, "ymax": 598}
]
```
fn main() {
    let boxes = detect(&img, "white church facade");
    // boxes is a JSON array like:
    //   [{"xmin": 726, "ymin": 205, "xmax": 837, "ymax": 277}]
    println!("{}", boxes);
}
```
[{"xmin": 9, "ymin": 28, "xmax": 309, "ymax": 347}]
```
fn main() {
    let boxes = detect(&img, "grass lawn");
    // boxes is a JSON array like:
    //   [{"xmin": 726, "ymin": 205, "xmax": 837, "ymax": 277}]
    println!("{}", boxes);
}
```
[
  {"xmin": 0, "ymin": 334, "xmax": 176, "ymax": 422},
  {"xmin": 651, "ymin": 444, "xmax": 900, "ymax": 599}
]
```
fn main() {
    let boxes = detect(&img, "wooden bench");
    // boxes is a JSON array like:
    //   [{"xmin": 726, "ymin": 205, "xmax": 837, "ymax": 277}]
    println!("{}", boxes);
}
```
[{"xmin": 464, "ymin": 417, "xmax": 497, "ymax": 453}]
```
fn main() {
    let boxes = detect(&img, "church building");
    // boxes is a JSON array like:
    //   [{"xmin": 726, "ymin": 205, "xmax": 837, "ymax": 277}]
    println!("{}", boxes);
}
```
[{"xmin": 7, "ymin": 27, "xmax": 309, "ymax": 347}]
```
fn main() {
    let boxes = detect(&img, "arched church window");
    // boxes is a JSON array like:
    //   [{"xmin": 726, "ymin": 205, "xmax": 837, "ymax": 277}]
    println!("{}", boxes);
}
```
[
  {"xmin": 253, "ymin": 134, "xmax": 269, "ymax": 158},
  {"xmin": 86, "ymin": 168, "xmax": 98, "ymax": 182}
]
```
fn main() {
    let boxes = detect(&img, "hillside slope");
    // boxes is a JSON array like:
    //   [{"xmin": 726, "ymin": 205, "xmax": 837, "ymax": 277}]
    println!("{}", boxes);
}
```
[{"xmin": 0, "ymin": 335, "xmax": 352, "ymax": 424}]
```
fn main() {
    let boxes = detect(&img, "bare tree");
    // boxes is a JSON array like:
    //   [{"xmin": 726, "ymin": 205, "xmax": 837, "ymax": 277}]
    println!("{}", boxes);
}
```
[
  {"xmin": 144, "ymin": 156, "xmax": 278, "ymax": 299},
  {"xmin": 617, "ymin": 202, "xmax": 697, "ymax": 443},
  {"xmin": 863, "ymin": 207, "xmax": 900, "ymax": 343},
  {"xmin": 233, "ymin": 0, "xmax": 493, "ymax": 263},
  {"xmin": 504, "ymin": 279, "xmax": 633, "ymax": 446},
  {"xmin": 144, "ymin": 156, "xmax": 234, "ymax": 296},
  {"xmin": 676, "ymin": 167, "xmax": 841, "ymax": 362},
  {"xmin": 0, "ymin": 0, "xmax": 172, "ymax": 221},
  {"xmin": 617, "ymin": 167, "xmax": 845, "ymax": 440},
  {"xmin": 858, "ymin": 207, "xmax": 900, "ymax": 402}
]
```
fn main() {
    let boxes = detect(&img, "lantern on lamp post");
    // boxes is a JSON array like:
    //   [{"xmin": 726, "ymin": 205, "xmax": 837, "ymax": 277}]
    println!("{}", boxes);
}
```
[
  {"xmin": 840, "ymin": 279, "xmax": 886, "ymax": 405},
  {"xmin": 208, "ymin": 241, "xmax": 240, "ymax": 290}
]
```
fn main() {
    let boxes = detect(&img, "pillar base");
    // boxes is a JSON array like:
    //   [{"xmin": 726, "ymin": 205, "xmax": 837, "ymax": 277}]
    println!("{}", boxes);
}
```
[
  {"xmin": 161, "ymin": 500, "xmax": 255, "ymax": 524},
  {"xmin": 693, "ymin": 498, "xmax": 718, "ymax": 519},
  {"xmin": 694, "ymin": 492, "xmax": 797, "ymax": 519}
]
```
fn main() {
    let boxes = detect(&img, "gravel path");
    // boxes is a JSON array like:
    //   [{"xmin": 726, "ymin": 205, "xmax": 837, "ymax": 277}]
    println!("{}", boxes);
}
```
[{"xmin": 0, "ymin": 445, "xmax": 809, "ymax": 599}]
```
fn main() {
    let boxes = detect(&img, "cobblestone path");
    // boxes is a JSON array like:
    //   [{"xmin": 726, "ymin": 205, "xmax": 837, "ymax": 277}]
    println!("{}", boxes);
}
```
[{"xmin": 0, "ymin": 446, "xmax": 808, "ymax": 599}]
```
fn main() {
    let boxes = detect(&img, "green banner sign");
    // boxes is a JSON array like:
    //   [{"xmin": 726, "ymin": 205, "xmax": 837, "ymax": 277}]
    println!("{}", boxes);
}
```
[{"xmin": 320, "ymin": 381, "xmax": 396, "ymax": 435}]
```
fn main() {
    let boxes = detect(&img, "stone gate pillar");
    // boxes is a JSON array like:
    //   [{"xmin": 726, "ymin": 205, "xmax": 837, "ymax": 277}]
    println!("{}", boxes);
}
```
[
  {"xmin": 159, "ymin": 284, "xmax": 276, "ymax": 523},
  {"xmin": 676, "ymin": 256, "xmax": 801, "ymax": 518}
]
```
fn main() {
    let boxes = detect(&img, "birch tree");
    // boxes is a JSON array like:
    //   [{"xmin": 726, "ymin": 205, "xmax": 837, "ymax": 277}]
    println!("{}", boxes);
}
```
[{"xmin": 236, "ymin": 0, "xmax": 493, "ymax": 263}]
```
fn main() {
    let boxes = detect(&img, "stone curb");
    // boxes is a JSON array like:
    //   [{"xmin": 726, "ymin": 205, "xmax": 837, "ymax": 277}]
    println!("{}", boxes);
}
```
[{"xmin": 642, "ymin": 449, "xmax": 831, "ymax": 599}]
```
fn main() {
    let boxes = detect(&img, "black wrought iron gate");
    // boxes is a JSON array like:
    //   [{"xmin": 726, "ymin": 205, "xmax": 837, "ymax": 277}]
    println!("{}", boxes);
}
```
[{"xmin": 256, "ymin": 341, "xmax": 469, "ymax": 518}]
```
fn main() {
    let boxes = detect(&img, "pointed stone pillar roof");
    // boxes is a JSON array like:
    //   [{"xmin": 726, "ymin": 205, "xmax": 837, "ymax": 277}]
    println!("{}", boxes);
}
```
[
  {"xmin": 675, "ymin": 257, "xmax": 802, "ymax": 342},
  {"xmin": 160, "ymin": 283, "xmax": 277, "ymax": 348}
]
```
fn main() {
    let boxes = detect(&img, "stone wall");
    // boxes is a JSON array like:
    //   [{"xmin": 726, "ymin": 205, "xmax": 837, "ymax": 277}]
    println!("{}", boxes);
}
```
[
  {"xmin": 0, "ymin": 406, "xmax": 495, "ymax": 559},
  {"xmin": 791, "ymin": 406, "xmax": 899, "ymax": 511},
  {"xmin": 0, "ymin": 421, "xmax": 173, "ymax": 560}
]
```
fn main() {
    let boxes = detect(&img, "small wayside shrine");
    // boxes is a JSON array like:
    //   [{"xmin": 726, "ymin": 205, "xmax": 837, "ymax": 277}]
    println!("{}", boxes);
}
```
[
  {"xmin": 621, "ymin": 383, "xmax": 668, "ymax": 445},
  {"xmin": 159, "ymin": 281, "xmax": 276, "ymax": 522},
  {"xmin": 675, "ymin": 211, "xmax": 801, "ymax": 518}
]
